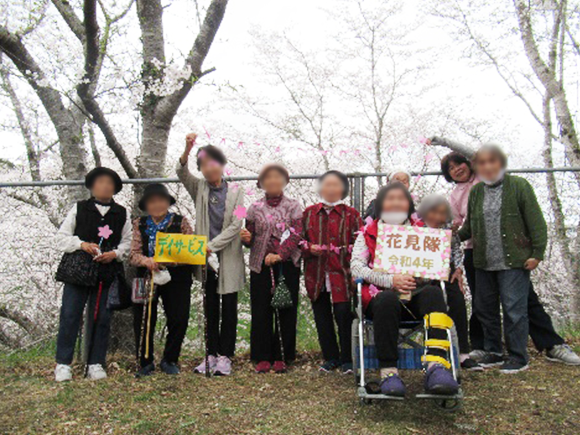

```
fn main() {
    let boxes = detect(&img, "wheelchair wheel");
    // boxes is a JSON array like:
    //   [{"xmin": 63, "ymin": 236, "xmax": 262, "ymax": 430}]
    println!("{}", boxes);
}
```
[{"xmin": 434, "ymin": 398, "xmax": 462, "ymax": 412}]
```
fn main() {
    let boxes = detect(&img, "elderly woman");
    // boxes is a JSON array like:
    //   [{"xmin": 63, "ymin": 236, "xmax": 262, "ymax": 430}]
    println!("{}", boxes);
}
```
[
  {"xmin": 130, "ymin": 184, "xmax": 194, "ymax": 377},
  {"xmin": 240, "ymin": 164, "xmax": 303, "ymax": 374},
  {"xmin": 351, "ymin": 182, "xmax": 458, "ymax": 397},
  {"xmin": 363, "ymin": 168, "xmax": 412, "ymax": 220},
  {"xmin": 302, "ymin": 170, "xmax": 362, "ymax": 374},
  {"xmin": 459, "ymin": 145, "xmax": 548, "ymax": 373},
  {"xmin": 177, "ymin": 133, "xmax": 245, "ymax": 376},
  {"xmin": 417, "ymin": 194, "xmax": 482, "ymax": 371}
]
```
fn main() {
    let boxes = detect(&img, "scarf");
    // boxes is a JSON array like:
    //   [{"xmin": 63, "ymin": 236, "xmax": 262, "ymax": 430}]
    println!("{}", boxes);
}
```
[
  {"xmin": 145, "ymin": 213, "xmax": 174, "ymax": 257},
  {"xmin": 266, "ymin": 193, "xmax": 284, "ymax": 207}
]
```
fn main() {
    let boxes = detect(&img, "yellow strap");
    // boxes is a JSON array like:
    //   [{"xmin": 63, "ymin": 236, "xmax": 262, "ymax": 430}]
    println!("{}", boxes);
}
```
[
  {"xmin": 425, "ymin": 339, "xmax": 451, "ymax": 350},
  {"xmin": 422, "ymin": 355, "xmax": 451, "ymax": 369},
  {"xmin": 424, "ymin": 312, "xmax": 454, "ymax": 329}
]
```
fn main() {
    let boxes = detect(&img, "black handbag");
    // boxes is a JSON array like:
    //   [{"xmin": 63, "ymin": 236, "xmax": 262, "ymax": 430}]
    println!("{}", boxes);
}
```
[
  {"xmin": 107, "ymin": 275, "xmax": 132, "ymax": 310},
  {"xmin": 55, "ymin": 251, "xmax": 98, "ymax": 287}
]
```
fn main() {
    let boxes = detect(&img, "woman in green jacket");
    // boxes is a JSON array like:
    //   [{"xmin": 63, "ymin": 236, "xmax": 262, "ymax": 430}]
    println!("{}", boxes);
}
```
[{"xmin": 459, "ymin": 144, "xmax": 547, "ymax": 374}]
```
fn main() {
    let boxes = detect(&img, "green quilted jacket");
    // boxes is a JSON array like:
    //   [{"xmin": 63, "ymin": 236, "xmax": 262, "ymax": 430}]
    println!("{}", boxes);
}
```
[{"xmin": 458, "ymin": 174, "xmax": 547, "ymax": 269}]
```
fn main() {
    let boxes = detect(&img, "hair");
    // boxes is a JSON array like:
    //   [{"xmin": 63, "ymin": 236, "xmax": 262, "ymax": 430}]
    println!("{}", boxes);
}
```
[
  {"xmin": 196, "ymin": 145, "xmax": 227, "ymax": 170},
  {"xmin": 373, "ymin": 181, "xmax": 415, "ymax": 220},
  {"xmin": 318, "ymin": 170, "xmax": 350, "ymax": 199},
  {"xmin": 257, "ymin": 163, "xmax": 290, "ymax": 189},
  {"xmin": 440, "ymin": 152, "xmax": 473, "ymax": 183},
  {"xmin": 387, "ymin": 168, "xmax": 411, "ymax": 183},
  {"xmin": 472, "ymin": 143, "xmax": 508, "ymax": 169},
  {"xmin": 417, "ymin": 194, "xmax": 453, "ymax": 224}
]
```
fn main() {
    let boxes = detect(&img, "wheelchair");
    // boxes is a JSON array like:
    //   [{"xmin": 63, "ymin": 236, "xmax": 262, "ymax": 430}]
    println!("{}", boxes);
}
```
[{"xmin": 352, "ymin": 279, "xmax": 463, "ymax": 411}]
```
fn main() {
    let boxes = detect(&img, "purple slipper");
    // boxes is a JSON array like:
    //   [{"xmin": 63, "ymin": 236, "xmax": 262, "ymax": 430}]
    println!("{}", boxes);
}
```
[
  {"xmin": 424, "ymin": 364, "xmax": 459, "ymax": 395},
  {"xmin": 380, "ymin": 373, "xmax": 406, "ymax": 397}
]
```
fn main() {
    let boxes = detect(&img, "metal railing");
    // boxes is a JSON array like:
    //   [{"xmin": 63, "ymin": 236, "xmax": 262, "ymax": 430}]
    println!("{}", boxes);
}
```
[{"xmin": 1, "ymin": 166, "xmax": 579, "ymax": 213}]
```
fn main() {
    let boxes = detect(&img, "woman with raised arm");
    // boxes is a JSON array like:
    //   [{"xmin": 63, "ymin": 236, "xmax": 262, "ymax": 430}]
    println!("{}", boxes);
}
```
[
  {"xmin": 240, "ymin": 164, "xmax": 303, "ymax": 374},
  {"xmin": 176, "ymin": 133, "xmax": 245, "ymax": 376}
]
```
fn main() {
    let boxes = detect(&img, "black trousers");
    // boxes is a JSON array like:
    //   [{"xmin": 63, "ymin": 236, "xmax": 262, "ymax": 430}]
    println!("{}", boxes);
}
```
[
  {"xmin": 445, "ymin": 278, "xmax": 470, "ymax": 354},
  {"xmin": 464, "ymin": 249, "xmax": 564, "ymax": 352},
  {"xmin": 205, "ymin": 270, "xmax": 238, "ymax": 357},
  {"xmin": 250, "ymin": 261, "xmax": 300, "ymax": 363},
  {"xmin": 366, "ymin": 286, "xmax": 448, "ymax": 368},
  {"xmin": 312, "ymin": 291, "xmax": 353, "ymax": 364},
  {"xmin": 133, "ymin": 279, "xmax": 192, "ymax": 367},
  {"xmin": 56, "ymin": 282, "xmax": 112, "ymax": 365}
]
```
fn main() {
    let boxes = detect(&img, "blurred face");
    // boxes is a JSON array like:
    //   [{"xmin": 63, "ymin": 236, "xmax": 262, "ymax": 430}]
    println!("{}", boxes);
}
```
[
  {"xmin": 262, "ymin": 169, "xmax": 286, "ymax": 196},
  {"xmin": 320, "ymin": 174, "xmax": 344, "ymax": 203},
  {"xmin": 200, "ymin": 157, "xmax": 224, "ymax": 184},
  {"xmin": 381, "ymin": 189, "xmax": 411, "ymax": 214},
  {"xmin": 390, "ymin": 172, "xmax": 410, "ymax": 189},
  {"xmin": 145, "ymin": 195, "xmax": 171, "ymax": 220},
  {"xmin": 476, "ymin": 151, "xmax": 504, "ymax": 182},
  {"xmin": 447, "ymin": 160, "xmax": 471, "ymax": 183},
  {"xmin": 91, "ymin": 175, "xmax": 116, "ymax": 200},
  {"xmin": 424, "ymin": 204, "xmax": 449, "ymax": 229}
]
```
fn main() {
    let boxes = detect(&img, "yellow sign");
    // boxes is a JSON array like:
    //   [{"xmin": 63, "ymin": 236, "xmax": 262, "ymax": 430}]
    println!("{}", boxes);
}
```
[{"xmin": 153, "ymin": 232, "xmax": 207, "ymax": 265}]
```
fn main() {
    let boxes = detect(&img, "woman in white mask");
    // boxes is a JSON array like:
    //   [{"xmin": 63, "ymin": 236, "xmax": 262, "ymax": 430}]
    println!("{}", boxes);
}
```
[{"xmin": 351, "ymin": 182, "xmax": 459, "ymax": 398}]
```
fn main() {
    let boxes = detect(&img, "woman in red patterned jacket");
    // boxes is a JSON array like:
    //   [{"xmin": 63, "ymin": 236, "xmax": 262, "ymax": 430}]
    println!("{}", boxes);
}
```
[{"xmin": 302, "ymin": 171, "xmax": 362, "ymax": 374}]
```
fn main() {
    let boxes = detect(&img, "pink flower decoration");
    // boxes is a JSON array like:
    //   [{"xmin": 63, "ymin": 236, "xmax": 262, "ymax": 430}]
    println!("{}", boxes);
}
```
[
  {"xmin": 233, "ymin": 205, "xmax": 247, "ymax": 220},
  {"xmin": 276, "ymin": 222, "xmax": 286, "ymax": 231},
  {"xmin": 203, "ymin": 126, "xmax": 211, "ymax": 139},
  {"xmin": 289, "ymin": 227, "xmax": 297, "ymax": 234},
  {"xmin": 364, "ymin": 216, "xmax": 374, "ymax": 227},
  {"xmin": 238, "ymin": 141, "xmax": 244, "ymax": 149},
  {"xmin": 245, "ymin": 187, "xmax": 255, "ymax": 196},
  {"xmin": 369, "ymin": 284, "xmax": 380, "ymax": 298},
  {"xmin": 425, "ymin": 153, "xmax": 435, "ymax": 162},
  {"xmin": 219, "ymin": 138, "xmax": 226, "ymax": 146},
  {"xmin": 275, "ymin": 146, "xmax": 281, "ymax": 153},
  {"xmin": 320, "ymin": 244, "xmax": 328, "ymax": 251},
  {"xmin": 97, "ymin": 225, "xmax": 113, "ymax": 240},
  {"xmin": 298, "ymin": 240, "xmax": 308, "ymax": 248},
  {"xmin": 224, "ymin": 168, "xmax": 233, "ymax": 176},
  {"xmin": 418, "ymin": 135, "xmax": 428, "ymax": 144}
]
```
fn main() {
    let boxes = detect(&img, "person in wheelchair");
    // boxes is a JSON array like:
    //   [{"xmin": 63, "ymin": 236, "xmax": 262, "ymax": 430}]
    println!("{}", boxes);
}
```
[{"xmin": 351, "ymin": 182, "xmax": 459, "ymax": 397}]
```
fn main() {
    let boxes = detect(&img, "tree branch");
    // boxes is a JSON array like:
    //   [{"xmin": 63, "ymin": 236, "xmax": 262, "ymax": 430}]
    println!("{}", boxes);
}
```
[
  {"xmin": 77, "ymin": 0, "xmax": 137, "ymax": 177},
  {"xmin": 156, "ymin": 0, "xmax": 229, "ymax": 122},
  {"xmin": 51, "ymin": 0, "xmax": 85, "ymax": 43}
]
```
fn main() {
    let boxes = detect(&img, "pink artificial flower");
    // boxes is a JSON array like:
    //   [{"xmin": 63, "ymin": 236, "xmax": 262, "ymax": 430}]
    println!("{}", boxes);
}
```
[
  {"xmin": 97, "ymin": 225, "xmax": 113, "ymax": 240},
  {"xmin": 233, "ymin": 205, "xmax": 247, "ymax": 220}
]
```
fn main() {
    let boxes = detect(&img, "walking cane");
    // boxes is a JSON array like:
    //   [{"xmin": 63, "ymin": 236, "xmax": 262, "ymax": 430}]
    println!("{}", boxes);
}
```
[
  {"xmin": 144, "ymin": 277, "xmax": 156, "ymax": 359},
  {"xmin": 271, "ymin": 267, "xmax": 286, "ymax": 365},
  {"xmin": 201, "ymin": 264, "xmax": 211, "ymax": 378},
  {"xmin": 85, "ymin": 280, "xmax": 104, "ymax": 378}
]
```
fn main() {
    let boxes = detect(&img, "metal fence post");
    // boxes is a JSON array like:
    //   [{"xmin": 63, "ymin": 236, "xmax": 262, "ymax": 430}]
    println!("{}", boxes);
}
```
[{"xmin": 353, "ymin": 175, "xmax": 362, "ymax": 213}]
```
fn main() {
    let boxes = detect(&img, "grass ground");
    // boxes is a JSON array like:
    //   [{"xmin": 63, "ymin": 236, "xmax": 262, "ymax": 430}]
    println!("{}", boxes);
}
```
[{"xmin": 1, "ymin": 342, "xmax": 579, "ymax": 434}]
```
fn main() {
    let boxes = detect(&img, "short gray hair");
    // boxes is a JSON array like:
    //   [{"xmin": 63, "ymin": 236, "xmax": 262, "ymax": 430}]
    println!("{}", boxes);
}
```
[
  {"xmin": 473, "ymin": 143, "xmax": 508, "ymax": 168},
  {"xmin": 417, "ymin": 194, "xmax": 453, "ymax": 224}
]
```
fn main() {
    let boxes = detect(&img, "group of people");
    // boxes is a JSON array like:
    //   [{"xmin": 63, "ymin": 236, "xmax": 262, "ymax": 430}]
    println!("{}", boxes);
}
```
[{"xmin": 53, "ymin": 132, "xmax": 579, "ymax": 398}]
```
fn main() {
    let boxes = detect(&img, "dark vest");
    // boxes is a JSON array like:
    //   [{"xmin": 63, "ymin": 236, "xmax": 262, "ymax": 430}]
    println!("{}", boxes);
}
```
[
  {"xmin": 74, "ymin": 198, "xmax": 127, "ymax": 282},
  {"xmin": 137, "ymin": 214, "xmax": 193, "ymax": 283}
]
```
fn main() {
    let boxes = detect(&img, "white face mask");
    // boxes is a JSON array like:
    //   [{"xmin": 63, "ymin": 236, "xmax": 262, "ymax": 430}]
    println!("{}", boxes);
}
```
[
  {"xmin": 380, "ymin": 212, "xmax": 408, "ymax": 225},
  {"xmin": 481, "ymin": 169, "xmax": 505, "ymax": 185}
]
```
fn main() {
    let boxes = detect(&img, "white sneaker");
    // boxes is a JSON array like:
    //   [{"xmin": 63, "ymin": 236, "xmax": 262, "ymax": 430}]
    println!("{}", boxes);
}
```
[
  {"xmin": 55, "ymin": 364, "xmax": 72, "ymax": 382},
  {"xmin": 468, "ymin": 349, "xmax": 487, "ymax": 362},
  {"xmin": 546, "ymin": 344, "xmax": 580, "ymax": 366},
  {"xmin": 86, "ymin": 364, "xmax": 107, "ymax": 380}
]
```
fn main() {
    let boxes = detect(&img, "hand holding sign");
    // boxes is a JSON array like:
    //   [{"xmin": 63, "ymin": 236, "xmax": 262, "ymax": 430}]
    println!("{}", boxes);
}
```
[{"xmin": 154, "ymin": 232, "xmax": 207, "ymax": 265}]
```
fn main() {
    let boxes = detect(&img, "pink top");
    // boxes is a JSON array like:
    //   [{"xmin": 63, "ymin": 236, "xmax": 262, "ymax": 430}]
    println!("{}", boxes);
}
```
[{"xmin": 449, "ymin": 174, "xmax": 480, "ymax": 249}]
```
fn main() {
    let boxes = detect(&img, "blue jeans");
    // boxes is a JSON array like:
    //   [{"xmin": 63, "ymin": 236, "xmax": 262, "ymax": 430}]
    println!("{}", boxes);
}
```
[
  {"xmin": 56, "ymin": 283, "xmax": 112, "ymax": 365},
  {"xmin": 474, "ymin": 269, "xmax": 530, "ymax": 365}
]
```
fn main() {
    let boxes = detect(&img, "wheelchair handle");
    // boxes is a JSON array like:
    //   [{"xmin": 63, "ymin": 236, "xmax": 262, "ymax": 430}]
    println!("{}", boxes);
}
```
[{"xmin": 354, "ymin": 278, "xmax": 364, "ymax": 285}]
